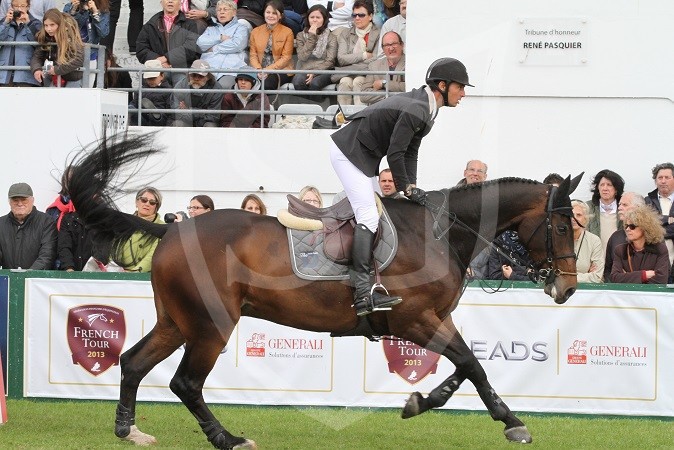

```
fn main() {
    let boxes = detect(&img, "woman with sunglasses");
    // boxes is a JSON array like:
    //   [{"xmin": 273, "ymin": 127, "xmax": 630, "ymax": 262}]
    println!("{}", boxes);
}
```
[
  {"xmin": 333, "ymin": 0, "xmax": 380, "ymax": 105},
  {"xmin": 115, "ymin": 187, "xmax": 164, "ymax": 272},
  {"xmin": 610, "ymin": 204, "xmax": 670, "ymax": 284},
  {"xmin": 240, "ymin": 193, "xmax": 267, "ymax": 215}
]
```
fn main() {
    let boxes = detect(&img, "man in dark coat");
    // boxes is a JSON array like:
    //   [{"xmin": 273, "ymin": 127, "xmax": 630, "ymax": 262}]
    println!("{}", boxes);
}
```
[
  {"xmin": 0, "ymin": 183, "xmax": 56, "ymax": 270},
  {"xmin": 329, "ymin": 57, "xmax": 473, "ymax": 316},
  {"xmin": 135, "ymin": 0, "xmax": 200, "ymax": 85},
  {"xmin": 644, "ymin": 162, "xmax": 674, "ymax": 268}
]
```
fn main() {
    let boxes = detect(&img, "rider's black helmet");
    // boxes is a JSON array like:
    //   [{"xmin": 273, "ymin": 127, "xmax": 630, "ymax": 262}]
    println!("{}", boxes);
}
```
[{"xmin": 425, "ymin": 57, "xmax": 473, "ymax": 87}]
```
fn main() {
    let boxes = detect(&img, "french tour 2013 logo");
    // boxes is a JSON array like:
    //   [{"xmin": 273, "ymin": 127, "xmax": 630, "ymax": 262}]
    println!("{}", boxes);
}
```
[
  {"xmin": 67, "ymin": 305, "xmax": 126, "ymax": 376},
  {"xmin": 382, "ymin": 338, "xmax": 441, "ymax": 385}
]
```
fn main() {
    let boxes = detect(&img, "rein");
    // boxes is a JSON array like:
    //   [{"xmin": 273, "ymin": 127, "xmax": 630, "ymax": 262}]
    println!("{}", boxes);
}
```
[{"xmin": 424, "ymin": 187, "xmax": 577, "ymax": 284}]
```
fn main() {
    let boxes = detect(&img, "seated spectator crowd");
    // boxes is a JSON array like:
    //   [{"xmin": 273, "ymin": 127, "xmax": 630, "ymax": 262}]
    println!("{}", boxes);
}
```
[{"xmin": 0, "ymin": 0, "xmax": 409, "ymax": 126}]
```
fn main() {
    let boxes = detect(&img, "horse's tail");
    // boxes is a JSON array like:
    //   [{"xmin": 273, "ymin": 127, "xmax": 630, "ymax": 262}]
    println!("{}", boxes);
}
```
[{"xmin": 66, "ymin": 132, "xmax": 169, "ymax": 261}]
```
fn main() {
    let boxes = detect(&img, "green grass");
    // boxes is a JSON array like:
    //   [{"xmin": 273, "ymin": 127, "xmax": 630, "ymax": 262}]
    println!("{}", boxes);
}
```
[{"xmin": 1, "ymin": 399, "xmax": 673, "ymax": 449}]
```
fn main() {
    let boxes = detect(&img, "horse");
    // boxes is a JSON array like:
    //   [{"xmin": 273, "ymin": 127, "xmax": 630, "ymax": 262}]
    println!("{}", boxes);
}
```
[{"xmin": 65, "ymin": 134, "xmax": 581, "ymax": 449}]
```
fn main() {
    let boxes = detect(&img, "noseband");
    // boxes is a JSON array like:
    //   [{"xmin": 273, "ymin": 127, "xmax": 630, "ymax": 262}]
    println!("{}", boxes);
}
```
[{"xmin": 425, "ymin": 186, "xmax": 576, "ymax": 285}]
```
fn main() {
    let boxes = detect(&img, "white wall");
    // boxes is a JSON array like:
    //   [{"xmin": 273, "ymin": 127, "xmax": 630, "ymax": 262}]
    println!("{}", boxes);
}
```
[{"xmin": 2, "ymin": 0, "xmax": 672, "ymax": 217}]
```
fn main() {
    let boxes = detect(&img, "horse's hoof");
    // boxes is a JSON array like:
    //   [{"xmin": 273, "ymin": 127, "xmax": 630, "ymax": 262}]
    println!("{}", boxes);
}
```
[
  {"xmin": 504, "ymin": 425, "xmax": 532, "ymax": 444},
  {"xmin": 401, "ymin": 392, "xmax": 424, "ymax": 419},
  {"xmin": 121, "ymin": 425, "xmax": 158, "ymax": 446},
  {"xmin": 234, "ymin": 439, "xmax": 258, "ymax": 449}
]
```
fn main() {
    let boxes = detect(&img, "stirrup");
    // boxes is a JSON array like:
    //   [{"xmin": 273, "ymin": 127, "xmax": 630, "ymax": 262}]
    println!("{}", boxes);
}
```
[{"xmin": 353, "ymin": 284, "xmax": 402, "ymax": 316}]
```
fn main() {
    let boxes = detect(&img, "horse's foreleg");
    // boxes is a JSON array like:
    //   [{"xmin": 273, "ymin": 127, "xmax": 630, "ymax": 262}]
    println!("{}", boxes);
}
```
[
  {"xmin": 170, "ymin": 337, "xmax": 257, "ymax": 450},
  {"xmin": 400, "ymin": 316, "xmax": 532, "ymax": 444},
  {"xmin": 115, "ymin": 319, "xmax": 184, "ymax": 445}
]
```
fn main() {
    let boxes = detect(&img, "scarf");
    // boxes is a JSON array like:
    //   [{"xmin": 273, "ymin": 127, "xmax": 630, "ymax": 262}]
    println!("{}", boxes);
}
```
[
  {"xmin": 262, "ymin": 27, "xmax": 274, "ymax": 67},
  {"xmin": 354, "ymin": 23, "xmax": 372, "ymax": 55},
  {"xmin": 308, "ymin": 29, "xmax": 330, "ymax": 59}
]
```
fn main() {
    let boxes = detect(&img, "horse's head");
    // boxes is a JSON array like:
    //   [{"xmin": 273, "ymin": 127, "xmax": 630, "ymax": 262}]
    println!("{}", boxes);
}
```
[{"xmin": 519, "ymin": 173, "xmax": 583, "ymax": 304}]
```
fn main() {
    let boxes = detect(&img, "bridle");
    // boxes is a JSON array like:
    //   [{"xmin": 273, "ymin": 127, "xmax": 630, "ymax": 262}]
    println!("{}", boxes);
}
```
[{"xmin": 425, "ymin": 186, "xmax": 577, "ymax": 285}]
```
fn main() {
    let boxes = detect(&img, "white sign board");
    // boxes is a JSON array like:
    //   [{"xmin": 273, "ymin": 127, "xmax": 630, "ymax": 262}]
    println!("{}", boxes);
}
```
[{"xmin": 23, "ymin": 279, "xmax": 674, "ymax": 416}]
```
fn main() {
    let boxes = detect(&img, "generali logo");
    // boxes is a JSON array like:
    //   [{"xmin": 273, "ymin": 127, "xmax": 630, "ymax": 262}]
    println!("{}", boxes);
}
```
[
  {"xmin": 67, "ymin": 305, "xmax": 126, "ymax": 376},
  {"xmin": 382, "ymin": 338, "xmax": 440, "ymax": 385},
  {"xmin": 567, "ymin": 339, "xmax": 587, "ymax": 365},
  {"xmin": 246, "ymin": 333, "xmax": 266, "ymax": 357}
]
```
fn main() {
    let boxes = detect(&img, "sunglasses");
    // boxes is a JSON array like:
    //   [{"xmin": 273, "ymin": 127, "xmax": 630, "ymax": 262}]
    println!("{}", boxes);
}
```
[
  {"xmin": 624, "ymin": 224, "xmax": 638, "ymax": 230},
  {"xmin": 351, "ymin": 13, "xmax": 367, "ymax": 18},
  {"xmin": 186, "ymin": 206, "xmax": 205, "ymax": 211},
  {"xmin": 138, "ymin": 197, "xmax": 158, "ymax": 206}
]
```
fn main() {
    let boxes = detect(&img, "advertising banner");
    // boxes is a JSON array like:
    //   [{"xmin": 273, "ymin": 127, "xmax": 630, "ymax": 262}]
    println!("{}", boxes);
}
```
[
  {"xmin": 23, "ymin": 279, "xmax": 674, "ymax": 416},
  {"xmin": 0, "ymin": 275, "xmax": 7, "ymax": 396}
]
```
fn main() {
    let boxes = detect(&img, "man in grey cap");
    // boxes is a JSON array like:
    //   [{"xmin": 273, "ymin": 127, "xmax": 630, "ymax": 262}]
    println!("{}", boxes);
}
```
[
  {"xmin": 170, "ymin": 59, "xmax": 223, "ymax": 127},
  {"xmin": 0, "ymin": 183, "xmax": 57, "ymax": 270}
]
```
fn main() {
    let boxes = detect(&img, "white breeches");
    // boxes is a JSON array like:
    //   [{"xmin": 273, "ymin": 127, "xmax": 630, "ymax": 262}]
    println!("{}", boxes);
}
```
[{"xmin": 330, "ymin": 142, "xmax": 380, "ymax": 232}]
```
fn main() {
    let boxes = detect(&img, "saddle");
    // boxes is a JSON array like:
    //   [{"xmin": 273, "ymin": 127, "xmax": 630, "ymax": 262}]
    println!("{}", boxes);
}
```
[{"xmin": 279, "ymin": 195, "xmax": 382, "ymax": 264}]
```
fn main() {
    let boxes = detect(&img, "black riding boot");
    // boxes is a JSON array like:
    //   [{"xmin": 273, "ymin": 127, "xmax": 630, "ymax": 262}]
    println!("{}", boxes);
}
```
[{"xmin": 350, "ymin": 224, "xmax": 402, "ymax": 316}]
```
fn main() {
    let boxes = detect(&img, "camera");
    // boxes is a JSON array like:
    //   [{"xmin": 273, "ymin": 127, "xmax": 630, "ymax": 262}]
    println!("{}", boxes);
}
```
[
  {"xmin": 43, "ymin": 59, "xmax": 54, "ymax": 73},
  {"xmin": 12, "ymin": 10, "xmax": 22, "ymax": 20},
  {"xmin": 164, "ymin": 211, "xmax": 188, "ymax": 223}
]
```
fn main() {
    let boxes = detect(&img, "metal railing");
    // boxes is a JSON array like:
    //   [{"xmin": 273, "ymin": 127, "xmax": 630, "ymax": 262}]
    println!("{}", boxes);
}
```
[
  {"xmin": 114, "ymin": 67, "xmax": 405, "ymax": 126},
  {"xmin": 0, "ymin": 41, "xmax": 106, "ymax": 87}
]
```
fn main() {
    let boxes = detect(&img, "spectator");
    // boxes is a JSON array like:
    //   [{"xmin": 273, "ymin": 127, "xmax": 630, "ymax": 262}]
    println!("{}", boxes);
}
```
[
  {"xmin": 0, "ymin": 182, "xmax": 56, "ymax": 270},
  {"xmin": 101, "ymin": 48, "xmax": 132, "ymax": 101},
  {"xmin": 241, "ymin": 193, "xmax": 266, "ymax": 214},
  {"xmin": 586, "ymin": 169, "xmax": 624, "ymax": 251},
  {"xmin": 334, "ymin": 0, "xmax": 379, "ymax": 105},
  {"xmin": 170, "ymin": 59, "xmax": 223, "ymax": 127},
  {"xmin": 306, "ymin": 0, "xmax": 352, "ymax": 35},
  {"xmin": 0, "ymin": 0, "xmax": 53, "ymax": 22},
  {"xmin": 644, "ymin": 162, "xmax": 674, "ymax": 265},
  {"xmin": 372, "ymin": 0, "xmax": 398, "ymax": 28},
  {"xmin": 457, "ymin": 159, "xmax": 487, "ymax": 186},
  {"xmin": 220, "ymin": 68, "xmax": 271, "ymax": 128},
  {"xmin": 45, "ymin": 170, "xmax": 74, "ymax": 232},
  {"xmin": 130, "ymin": 59, "xmax": 172, "ymax": 126},
  {"xmin": 375, "ymin": 0, "xmax": 405, "ymax": 57},
  {"xmin": 543, "ymin": 172, "xmax": 564, "ymax": 186},
  {"xmin": 487, "ymin": 230, "xmax": 534, "ymax": 281},
  {"xmin": 187, "ymin": 194, "xmax": 214, "ymax": 217},
  {"xmin": 280, "ymin": 0, "xmax": 307, "ymax": 35},
  {"xmin": 101, "ymin": 0, "xmax": 141, "ymax": 53},
  {"xmin": 571, "ymin": 200, "xmax": 604, "ymax": 283},
  {"xmin": 196, "ymin": 0, "xmax": 249, "ymax": 88},
  {"xmin": 30, "ymin": 9, "xmax": 84, "ymax": 87},
  {"xmin": 248, "ymin": 0, "xmax": 294, "ymax": 92},
  {"xmin": 212, "ymin": 0, "xmax": 265, "ymax": 29},
  {"xmin": 0, "ymin": 0, "xmax": 42, "ymax": 86},
  {"xmin": 63, "ymin": 0, "xmax": 110, "ymax": 87},
  {"xmin": 603, "ymin": 191, "xmax": 645, "ymax": 282},
  {"xmin": 182, "ymin": 0, "xmax": 213, "ymax": 34},
  {"xmin": 135, "ymin": 0, "xmax": 199, "ymax": 85},
  {"xmin": 171, "ymin": 194, "xmax": 215, "ymax": 222},
  {"xmin": 115, "ymin": 186, "xmax": 164, "ymax": 272},
  {"xmin": 292, "ymin": 4, "xmax": 337, "ymax": 93},
  {"xmin": 378, "ymin": 168, "xmax": 402, "ymax": 199},
  {"xmin": 299, "ymin": 185, "xmax": 323, "ymax": 207},
  {"xmin": 57, "ymin": 211, "xmax": 95, "ymax": 271},
  {"xmin": 360, "ymin": 30, "xmax": 404, "ymax": 105},
  {"xmin": 610, "ymin": 205, "xmax": 670, "ymax": 284}
]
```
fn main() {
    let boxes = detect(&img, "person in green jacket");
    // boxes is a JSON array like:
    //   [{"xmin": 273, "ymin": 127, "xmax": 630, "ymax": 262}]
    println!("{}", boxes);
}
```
[{"xmin": 117, "ymin": 186, "xmax": 164, "ymax": 272}]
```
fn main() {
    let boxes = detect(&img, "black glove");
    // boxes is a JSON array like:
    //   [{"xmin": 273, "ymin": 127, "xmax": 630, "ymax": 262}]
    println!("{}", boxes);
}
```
[{"xmin": 407, "ymin": 187, "xmax": 427, "ymax": 205}]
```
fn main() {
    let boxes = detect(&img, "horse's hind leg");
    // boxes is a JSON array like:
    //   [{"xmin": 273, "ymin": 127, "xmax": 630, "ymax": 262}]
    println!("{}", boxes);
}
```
[
  {"xmin": 400, "ymin": 316, "xmax": 532, "ymax": 444},
  {"xmin": 115, "ymin": 317, "xmax": 185, "ymax": 445},
  {"xmin": 169, "ymin": 332, "xmax": 256, "ymax": 450}
]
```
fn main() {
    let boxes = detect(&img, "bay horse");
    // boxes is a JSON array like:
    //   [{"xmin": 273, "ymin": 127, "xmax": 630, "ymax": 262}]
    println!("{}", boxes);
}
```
[{"xmin": 66, "ymin": 134, "xmax": 581, "ymax": 449}]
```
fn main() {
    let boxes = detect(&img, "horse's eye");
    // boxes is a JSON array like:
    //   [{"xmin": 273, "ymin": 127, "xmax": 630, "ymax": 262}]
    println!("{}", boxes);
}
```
[{"xmin": 556, "ymin": 225, "xmax": 568, "ymax": 235}]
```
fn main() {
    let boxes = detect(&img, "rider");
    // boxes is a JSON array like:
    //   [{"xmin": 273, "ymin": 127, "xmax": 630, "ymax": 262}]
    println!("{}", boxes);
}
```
[{"xmin": 330, "ymin": 57, "xmax": 473, "ymax": 316}]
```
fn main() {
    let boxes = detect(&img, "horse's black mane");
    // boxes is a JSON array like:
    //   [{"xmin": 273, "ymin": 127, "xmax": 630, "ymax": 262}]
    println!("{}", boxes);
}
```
[{"xmin": 441, "ymin": 177, "xmax": 542, "ymax": 195}]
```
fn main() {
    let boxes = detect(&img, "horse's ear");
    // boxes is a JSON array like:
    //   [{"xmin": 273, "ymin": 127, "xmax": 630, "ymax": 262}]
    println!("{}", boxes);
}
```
[{"xmin": 568, "ymin": 172, "xmax": 584, "ymax": 196}]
